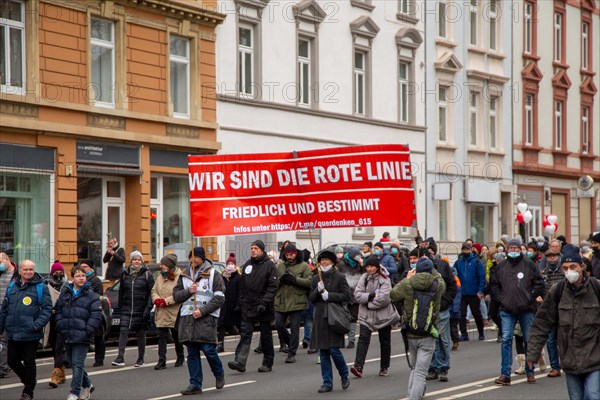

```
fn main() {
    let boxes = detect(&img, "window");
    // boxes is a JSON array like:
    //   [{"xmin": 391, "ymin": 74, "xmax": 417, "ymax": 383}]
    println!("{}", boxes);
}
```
[
  {"xmin": 298, "ymin": 38, "xmax": 311, "ymax": 106},
  {"xmin": 399, "ymin": 0, "xmax": 411, "ymax": 14},
  {"xmin": 90, "ymin": 18, "xmax": 115, "ymax": 105},
  {"xmin": 489, "ymin": 96, "xmax": 497, "ymax": 148},
  {"xmin": 0, "ymin": 0, "xmax": 25, "ymax": 93},
  {"xmin": 554, "ymin": 100, "xmax": 563, "ymax": 149},
  {"xmin": 469, "ymin": 91, "xmax": 478, "ymax": 145},
  {"xmin": 489, "ymin": 0, "xmax": 497, "ymax": 50},
  {"xmin": 525, "ymin": 94, "xmax": 533, "ymax": 145},
  {"xmin": 554, "ymin": 12, "xmax": 562, "ymax": 62},
  {"xmin": 354, "ymin": 51, "xmax": 366, "ymax": 116},
  {"xmin": 582, "ymin": 106, "xmax": 589, "ymax": 154},
  {"xmin": 170, "ymin": 35, "xmax": 189, "ymax": 117},
  {"xmin": 582, "ymin": 22, "xmax": 589, "ymax": 70},
  {"xmin": 470, "ymin": 0, "xmax": 478, "ymax": 46},
  {"xmin": 524, "ymin": 2, "xmax": 533, "ymax": 54},
  {"xmin": 238, "ymin": 25, "xmax": 254, "ymax": 96},
  {"xmin": 438, "ymin": 87, "xmax": 447, "ymax": 141},
  {"xmin": 438, "ymin": 1, "xmax": 447, "ymax": 38},
  {"xmin": 398, "ymin": 62, "xmax": 409, "ymax": 122}
]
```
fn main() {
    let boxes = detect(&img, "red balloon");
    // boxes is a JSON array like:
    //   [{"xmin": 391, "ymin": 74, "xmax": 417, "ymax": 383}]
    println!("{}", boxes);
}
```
[
  {"xmin": 542, "ymin": 220, "xmax": 549, "ymax": 227},
  {"xmin": 516, "ymin": 213, "xmax": 525, "ymax": 224}
]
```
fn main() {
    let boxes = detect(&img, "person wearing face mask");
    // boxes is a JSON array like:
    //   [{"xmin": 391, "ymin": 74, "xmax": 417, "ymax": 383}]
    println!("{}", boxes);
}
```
[
  {"xmin": 78, "ymin": 260, "xmax": 108, "ymax": 368},
  {"xmin": 151, "ymin": 253, "xmax": 184, "ymax": 370},
  {"xmin": 485, "ymin": 250, "xmax": 503, "ymax": 343},
  {"xmin": 526, "ymin": 242, "xmax": 543, "ymax": 270},
  {"xmin": 217, "ymin": 253, "xmax": 241, "ymax": 353},
  {"xmin": 489, "ymin": 238, "xmax": 545, "ymax": 386},
  {"xmin": 454, "ymin": 243, "xmax": 486, "ymax": 341},
  {"xmin": 372, "ymin": 243, "xmax": 397, "ymax": 281},
  {"xmin": 335, "ymin": 246, "xmax": 365, "ymax": 349},
  {"xmin": 310, "ymin": 250, "xmax": 351, "ymax": 393},
  {"xmin": 0, "ymin": 252, "xmax": 16, "ymax": 378},
  {"xmin": 335, "ymin": 246, "xmax": 344, "ymax": 261},
  {"xmin": 527, "ymin": 244, "xmax": 600, "ymax": 400},
  {"xmin": 45, "ymin": 261, "xmax": 68, "ymax": 389},
  {"xmin": 590, "ymin": 232, "xmax": 600, "ymax": 280},
  {"xmin": 389, "ymin": 242, "xmax": 409, "ymax": 285},
  {"xmin": 580, "ymin": 240, "xmax": 592, "ymax": 260},
  {"xmin": 495, "ymin": 240, "xmax": 506, "ymax": 256},
  {"xmin": 361, "ymin": 242, "xmax": 373, "ymax": 258}
]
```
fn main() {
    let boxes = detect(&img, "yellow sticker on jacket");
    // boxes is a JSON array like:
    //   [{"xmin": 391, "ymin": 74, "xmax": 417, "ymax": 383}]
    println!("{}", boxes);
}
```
[{"xmin": 22, "ymin": 296, "xmax": 32, "ymax": 306}]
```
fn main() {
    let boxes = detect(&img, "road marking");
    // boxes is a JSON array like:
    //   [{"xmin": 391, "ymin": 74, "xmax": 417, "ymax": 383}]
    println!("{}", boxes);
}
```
[
  {"xmin": 145, "ymin": 380, "xmax": 256, "ymax": 400},
  {"xmin": 434, "ymin": 373, "xmax": 549, "ymax": 399}
]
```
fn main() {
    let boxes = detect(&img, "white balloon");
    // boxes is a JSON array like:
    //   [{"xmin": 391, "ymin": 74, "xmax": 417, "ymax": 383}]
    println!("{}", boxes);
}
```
[
  {"xmin": 523, "ymin": 210, "xmax": 533, "ymax": 224},
  {"xmin": 547, "ymin": 215, "xmax": 558, "ymax": 225},
  {"xmin": 544, "ymin": 225, "xmax": 556, "ymax": 235},
  {"xmin": 517, "ymin": 203, "xmax": 528, "ymax": 214}
]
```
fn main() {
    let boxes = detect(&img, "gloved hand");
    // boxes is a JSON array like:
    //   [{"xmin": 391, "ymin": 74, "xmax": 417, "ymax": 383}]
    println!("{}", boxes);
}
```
[
  {"xmin": 157, "ymin": 299, "xmax": 168, "ymax": 308},
  {"xmin": 317, "ymin": 281, "xmax": 325, "ymax": 292},
  {"xmin": 280, "ymin": 273, "xmax": 296, "ymax": 285},
  {"xmin": 368, "ymin": 292, "xmax": 376, "ymax": 301},
  {"xmin": 143, "ymin": 308, "xmax": 151, "ymax": 323},
  {"xmin": 321, "ymin": 290, "xmax": 329, "ymax": 301},
  {"xmin": 256, "ymin": 304, "xmax": 266, "ymax": 314}
]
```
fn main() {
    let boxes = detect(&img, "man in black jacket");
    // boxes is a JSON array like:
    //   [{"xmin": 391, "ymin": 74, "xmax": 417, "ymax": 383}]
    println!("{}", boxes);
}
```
[
  {"xmin": 79, "ymin": 260, "xmax": 106, "ymax": 367},
  {"xmin": 591, "ymin": 232, "xmax": 600, "ymax": 279},
  {"xmin": 228, "ymin": 240, "xmax": 278, "ymax": 373},
  {"xmin": 424, "ymin": 239, "xmax": 457, "ymax": 383},
  {"xmin": 490, "ymin": 238, "xmax": 545, "ymax": 386}
]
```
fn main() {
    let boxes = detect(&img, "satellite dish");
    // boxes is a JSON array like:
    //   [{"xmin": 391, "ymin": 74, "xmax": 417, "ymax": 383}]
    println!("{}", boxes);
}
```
[{"xmin": 577, "ymin": 175, "xmax": 594, "ymax": 191}]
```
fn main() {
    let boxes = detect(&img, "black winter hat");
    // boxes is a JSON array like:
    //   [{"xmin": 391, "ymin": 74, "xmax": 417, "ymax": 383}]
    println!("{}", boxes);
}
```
[
  {"xmin": 317, "ymin": 250, "xmax": 337, "ymax": 264},
  {"xmin": 374, "ymin": 242, "xmax": 384, "ymax": 249},
  {"xmin": 284, "ymin": 243, "xmax": 298, "ymax": 253},
  {"xmin": 364, "ymin": 256, "xmax": 381, "ymax": 268},
  {"xmin": 79, "ymin": 259, "xmax": 94, "ymax": 268},
  {"xmin": 426, "ymin": 237, "xmax": 438, "ymax": 254},
  {"xmin": 409, "ymin": 248, "xmax": 420, "ymax": 258},
  {"xmin": 527, "ymin": 241, "xmax": 539, "ymax": 251},
  {"xmin": 591, "ymin": 232, "xmax": 600, "ymax": 244},
  {"xmin": 561, "ymin": 244, "xmax": 582, "ymax": 264},
  {"xmin": 346, "ymin": 246, "xmax": 361, "ymax": 260},
  {"xmin": 252, "ymin": 240, "xmax": 266, "ymax": 252},
  {"xmin": 161, "ymin": 253, "xmax": 178, "ymax": 269},
  {"xmin": 363, "ymin": 241, "xmax": 373, "ymax": 249},
  {"xmin": 189, "ymin": 246, "xmax": 206, "ymax": 261},
  {"xmin": 416, "ymin": 257, "xmax": 434, "ymax": 274}
]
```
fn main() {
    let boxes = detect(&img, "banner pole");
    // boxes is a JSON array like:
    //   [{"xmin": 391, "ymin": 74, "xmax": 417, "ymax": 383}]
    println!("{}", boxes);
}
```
[
  {"xmin": 190, "ymin": 212, "xmax": 197, "ymax": 310},
  {"xmin": 309, "ymin": 228, "xmax": 322, "ymax": 282}
]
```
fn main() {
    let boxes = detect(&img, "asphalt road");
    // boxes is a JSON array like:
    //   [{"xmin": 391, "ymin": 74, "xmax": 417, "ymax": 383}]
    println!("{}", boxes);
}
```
[{"xmin": 0, "ymin": 326, "xmax": 569, "ymax": 400}]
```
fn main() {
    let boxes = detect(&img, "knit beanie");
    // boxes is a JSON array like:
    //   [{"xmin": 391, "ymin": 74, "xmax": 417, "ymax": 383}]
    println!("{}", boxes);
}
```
[
  {"xmin": 364, "ymin": 256, "xmax": 381, "ymax": 268},
  {"xmin": 160, "ymin": 253, "xmax": 178, "ymax": 269},
  {"xmin": 507, "ymin": 238, "xmax": 522, "ymax": 249},
  {"xmin": 50, "ymin": 260, "xmax": 65, "ymax": 275},
  {"xmin": 226, "ymin": 253, "xmax": 237, "ymax": 265},
  {"xmin": 130, "ymin": 250, "xmax": 144, "ymax": 262},
  {"xmin": 252, "ymin": 240, "xmax": 266, "ymax": 252},
  {"xmin": 192, "ymin": 246, "xmax": 206, "ymax": 261},
  {"xmin": 416, "ymin": 257, "xmax": 434, "ymax": 274},
  {"xmin": 561, "ymin": 244, "xmax": 582, "ymax": 264}
]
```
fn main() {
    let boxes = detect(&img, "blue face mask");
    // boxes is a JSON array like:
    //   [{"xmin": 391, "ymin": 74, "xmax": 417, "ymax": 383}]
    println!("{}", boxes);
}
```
[
  {"xmin": 160, "ymin": 270, "xmax": 168, "ymax": 277},
  {"xmin": 374, "ymin": 250, "xmax": 381, "ymax": 256},
  {"xmin": 0, "ymin": 264, "xmax": 6, "ymax": 272},
  {"xmin": 537, "ymin": 241, "xmax": 545, "ymax": 248},
  {"xmin": 410, "ymin": 263, "xmax": 416, "ymax": 269},
  {"xmin": 85, "ymin": 271, "xmax": 93, "ymax": 278},
  {"xmin": 391, "ymin": 248, "xmax": 399, "ymax": 255},
  {"xmin": 508, "ymin": 252, "xmax": 520, "ymax": 259},
  {"xmin": 582, "ymin": 246, "xmax": 590, "ymax": 252},
  {"xmin": 527, "ymin": 252, "xmax": 534, "ymax": 258}
]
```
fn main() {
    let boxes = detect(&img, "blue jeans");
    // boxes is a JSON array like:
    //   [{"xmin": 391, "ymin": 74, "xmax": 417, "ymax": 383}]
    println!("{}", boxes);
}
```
[
  {"xmin": 319, "ymin": 348, "xmax": 348, "ymax": 389},
  {"xmin": 301, "ymin": 304, "xmax": 314, "ymax": 344},
  {"xmin": 185, "ymin": 342, "xmax": 224, "ymax": 389},
  {"xmin": 499, "ymin": 310, "xmax": 534, "ymax": 377},
  {"xmin": 430, "ymin": 309, "xmax": 451, "ymax": 373},
  {"xmin": 565, "ymin": 370, "xmax": 600, "ymax": 400},
  {"xmin": 546, "ymin": 327, "xmax": 560, "ymax": 371},
  {"xmin": 65, "ymin": 343, "xmax": 91, "ymax": 396}
]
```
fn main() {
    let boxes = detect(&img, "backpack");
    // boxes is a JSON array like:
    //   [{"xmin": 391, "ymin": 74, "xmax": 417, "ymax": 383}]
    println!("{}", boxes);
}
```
[
  {"xmin": 552, "ymin": 276, "xmax": 600, "ymax": 306},
  {"xmin": 405, "ymin": 279, "xmax": 440, "ymax": 338},
  {"xmin": 8, "ymin": 281, "xmax": 43, "ymax": 304}
]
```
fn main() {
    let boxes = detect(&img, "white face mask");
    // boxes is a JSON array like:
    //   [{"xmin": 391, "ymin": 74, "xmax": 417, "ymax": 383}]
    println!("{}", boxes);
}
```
[
  {"xmin": 565, "ymin": 269, "xmax": 580, "ymax": 284},
  {"xmin": 320, "ymin": 265, "xmax": 333, "ymax": 272}
]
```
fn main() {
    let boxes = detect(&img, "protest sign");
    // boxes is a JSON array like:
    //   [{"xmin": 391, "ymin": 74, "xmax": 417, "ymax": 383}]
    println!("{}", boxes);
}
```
[{"xmin": 188, "ymin": 144, "xmax": 415, "ymax": 236}]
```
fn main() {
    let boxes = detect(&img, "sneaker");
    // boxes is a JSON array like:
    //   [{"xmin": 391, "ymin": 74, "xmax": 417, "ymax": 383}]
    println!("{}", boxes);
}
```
[
  {"xmin": 459, "ymin": 335, "xmax": 469, "ymax": 342},
  {"xmin": 439, "ymin": 371, "xmax": 448, "ymax": 382},
  {"xmin": 451, "ymin": 341, "xmax": 459, "ymax": 351},
  {"xmin": 341, "ymin": 376, "xmax": 350, "ymax": 390},
  {"xmin": 426, "ymin": 370, "xmax": 439, "ymax": 380},
  {"xmin": 547, "ymin": 369, "xmax": 561, "ymax": 377},
  {"xmin": 174, "ymin": 355, "xmax": 185, "ymax": 367},
  {"xmin": 154, "ymin": 359, "xmax": 167, "ymax": 370},
  {"xmin": 478, "ymin": 333, "xmax": 485, "ymax": 341},
  {"xmin": 66, "ymin": 393, "xmax": 79, "ymax": 400},
  {"xmin": 92, "ymin": 361, "xmax": 103, "ymax": 367},
  {"xmin": 302, "ymin": 341, "xmax": 309, "ymax": 349},
  {"xmin": 494, "ymin": 375, "xmax": 511, "ymax": 386},
  {"xmin": 20, "ymin": 393, "xmax": 33, "ymax": 400},
  {"xmin": 181, "ymin": 385, "xmax": 202, "ymax": 395},
  {"xmin": 279, "ymin": 344, "xmax": 289, "ymax": 353},
  {"xmin": 350, "ymin": 365, "xmax": 363, "ymax": 378},
  {"xmin": 346, "ymin": 341, "xmax": 355, "ymax": 349},
  {"xmin": 215, "ymin": 375, "xmax": 225, "ymax": 390},
  {"xmin": 526, "ymin": 373, "xmax": 536, "ymax": 384},
  {"xmin": 307, "ymin": 348, "xmax": 318, "ymax": 354},
  {"xmin": 285, "ymin": 355, "xmax": 296, "ymax": 363},
  {"xmin": 111, "ymin": 358, "xmax": 125, "ymax": 367},
  {"xmin": 379, "ymin": 368, "xmax": 389, "ymax": 377},
  {"xmin": 135, "ymin": 359, "xmax": 144, "ymax": 367},
  {"xmin": 228, "ymin": 361, "xmax": 246, "ymax": 373},
  {"xmin": 496, "ymin": 334, "xmax": 503, "ymax": 343},
  {"xmin": 253, "ymin": 346, "xmax": 263, "ymax": 354},
  {"xmin": 318, "ymin": 385, "xmax": 332, "ymax": 393},
  {"xmin": 258, "ymin": 365, "xmax": 272, "ymax": 373},
  {"xmin": 79, "ymin": 385, "xmax": 94, "ymax": 400}
]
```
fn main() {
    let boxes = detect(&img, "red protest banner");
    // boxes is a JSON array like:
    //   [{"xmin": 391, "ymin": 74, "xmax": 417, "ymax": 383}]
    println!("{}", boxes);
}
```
[{"xmin": 188, "ymin": 144, "xmax": 416, "ymax": 237}]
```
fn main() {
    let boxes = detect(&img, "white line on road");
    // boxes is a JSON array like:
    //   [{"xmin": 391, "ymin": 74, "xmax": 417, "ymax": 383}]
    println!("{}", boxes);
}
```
[
  {"xmin": 433, "ymin": 373, "xmax": 549, "ymax": 399},
  {"xmin": 145, "ymin": 380, "xmax": 256, "ymax": 400}
]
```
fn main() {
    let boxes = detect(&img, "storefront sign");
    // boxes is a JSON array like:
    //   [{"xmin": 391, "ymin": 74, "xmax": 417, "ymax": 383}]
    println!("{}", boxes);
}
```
[
  {"xmin": 188, "ymin": 144, "xmax": 416, "ymax": 237},
  {"xmin": 76, "ymin": 140, "xmax": 139, "ymax": 167}
]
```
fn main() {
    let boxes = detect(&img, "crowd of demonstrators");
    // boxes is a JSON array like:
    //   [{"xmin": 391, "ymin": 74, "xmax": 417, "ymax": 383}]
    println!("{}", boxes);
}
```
[
  {"xmin": 173, "ymin": 246, "xmax": 226, "ymax": 395},
  {"xmin": 111, "ymin": 251, "xmax": 154, "ymax": 368},
  {"xmin": 151, "ymin": 253, "xmax": 185, "ymax": 370},
  {"xmin": 218, "ymin": 253, "xmax": 241, "ymax": 353},
  {"xmin": 45, "ymin": 261, "xmax": 68, "ymax": 389},
  {"xmin": 54, "ymin": 265, "xmax": 103, "ymax": 400},
  {"xmin": 0, "ymin": 259, "xmax": 52, "ymax": 400}
]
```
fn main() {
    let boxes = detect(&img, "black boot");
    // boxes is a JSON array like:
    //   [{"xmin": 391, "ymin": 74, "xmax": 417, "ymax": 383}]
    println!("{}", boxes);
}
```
[
  {"xmin": 217, "ymin": 341, "xmax": 225, "ymax": 353},
  {"xmin": 175, "ymin": 354, "xmax": 185, "ymax": 367},
  {"xmin": 154, "ymin": 359, "xmax": 167, "ymax": 370}
]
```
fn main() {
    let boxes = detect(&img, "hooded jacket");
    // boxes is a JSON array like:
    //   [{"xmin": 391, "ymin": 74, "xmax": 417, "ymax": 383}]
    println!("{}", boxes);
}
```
[
  {"xmin": 336, "ymin": 256, "xmax": 366, "ymax": 304},
  {"xmin": 527, "ymin": 276, "xmax": 600, "ymax": 374},
  {"xmin": 152, "ymin": 267, "xmax": 183, "ymax": 328},
  {"xmin": 489, "ymin": 255, "xmax": 545, "ymax": 315},
  {"xmin": 390, "ymin": 270, "xmax": 446, "ymax": 339},
  {"xmin": 354, "ymin": 272, "xmax": 400, "ymax": 331},
  {"xmin": 376, "ymin": 249, "xmax": 398, "ymax": 275},
  {"xmin": 454, "ymin": 253, "xmax": 486, "ymax": 296},
  {"xmin": 275, "ymin": 252, "xmax": 312, "ymax": 313},
  {"xmin": 55, "ymin": 282, "xmax": 103, "ymax": 344},
  {"xmin": 239, "ymin": 252, "xmax": 278, "ymax": 322},
  {"xmin": 0, "ymin": 272, "xmax": 53, "ymax": 341},
  {"xmin": 118, "ymin": 265, "xmax": 154, "ymax": 330}
]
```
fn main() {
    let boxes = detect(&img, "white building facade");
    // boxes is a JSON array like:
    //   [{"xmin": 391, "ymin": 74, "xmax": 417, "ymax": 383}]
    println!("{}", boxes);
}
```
[
  {"xmin": 512, "ymin": 0, "xmax": 600, "ymax": 244},
  {"xmin": 214, "ymin": 0, "xmax": 428, "ymax": 261},
  {"xmin": 423, "ymin": 0, "xmax": 514, "ymax": 253}
]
